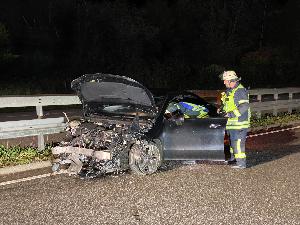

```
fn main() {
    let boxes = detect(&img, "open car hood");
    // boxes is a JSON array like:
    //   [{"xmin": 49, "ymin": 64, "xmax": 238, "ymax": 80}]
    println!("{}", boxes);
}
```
[{"xmin": 71, "ymin": 73, "xmax": 157, "ymax": 118}]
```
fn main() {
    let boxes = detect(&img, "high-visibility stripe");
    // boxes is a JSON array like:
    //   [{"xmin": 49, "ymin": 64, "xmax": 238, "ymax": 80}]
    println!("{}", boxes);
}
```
[
  {"xmin": 233, "ymin": 109, "xmax": 241, "ymax": 117},
  {"xmin": 230, "ymin": 147, "xmax": 233, "ymax": 154},
  {"xmin": 237, "ymin": 139, "xmax": 241, "ymax": 152},
  {"xmin": 226, "ymin": 124, "xmax": 249, "ymax": 129},
  {"xmin": 228, "ymin": 121, "xmax": 249, "ymax": 125},
  {"xmin": 234, "ymin": 139, "xmax": 246, "ymax": 159},
  {"xmin": 226, "ymin": 121, "xmax": 250, "ymax": 128},
  {"xmin": 196, "ymin": 114, "xmax": 208, "ymax": 118},
  {"xmin": 238, "ymin": 99, "xmax": 249, "ymax": 104},
  {"xmin": 235, "ymin": 152, "xmax": 246, "ymax": 159},
  {"xmin": 227, "ymin": 124, "xmax": 249, "ymax": 128}
]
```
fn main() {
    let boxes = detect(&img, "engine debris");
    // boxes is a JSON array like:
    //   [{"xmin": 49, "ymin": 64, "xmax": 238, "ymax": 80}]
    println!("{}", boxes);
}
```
[{"xmin": 52, "ymin": 115, "xmax": 155, "ymax": 178}]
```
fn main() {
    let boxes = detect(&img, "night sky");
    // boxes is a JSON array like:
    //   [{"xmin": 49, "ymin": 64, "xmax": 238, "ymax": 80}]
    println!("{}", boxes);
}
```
[{"xmin": 0, "ymin": 0, "xmax": 299, "ymax": 94}]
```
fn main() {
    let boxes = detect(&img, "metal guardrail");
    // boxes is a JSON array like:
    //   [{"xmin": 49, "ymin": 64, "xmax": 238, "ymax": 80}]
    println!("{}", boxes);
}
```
[
  {"xmin": 194, "ymin": 87, "xmax": 300, "ymax": 118},
  {"xmin": 0, "ymin": 95, "xmax": 81, "ymax": 118},
  {"xmin": 0, "ymin": 118, "xmax": 65, "ymax": 150},
  {"xmin": 0, "ymin": 88, "xmax": 300, "ymax": 149},
  {"xmin": 0, "ymin": 95, "xmax": 81, "ymax": 150},
  {"xmin": 248, "ymin": 87, "xmax": 300, "ymax": 118},
  {"xmin": 248, "ymin": 87, "xmax": 300, "ymax": 97}
]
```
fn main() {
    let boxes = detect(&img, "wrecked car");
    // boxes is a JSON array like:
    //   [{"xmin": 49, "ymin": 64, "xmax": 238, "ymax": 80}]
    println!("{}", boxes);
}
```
[{"xmin": 52, "ymin": 73, "xmax": 227, "ymax": 178}]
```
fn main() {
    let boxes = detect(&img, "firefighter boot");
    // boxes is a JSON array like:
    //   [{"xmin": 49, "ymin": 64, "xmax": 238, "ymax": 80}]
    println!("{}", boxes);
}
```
[
  {"xmin": 231, "ymin": 159, "xmax": 246, "ymax": 169},
  {"xmin": 225, "ymin": 156, "xmax": 236, "ymax": 165}
]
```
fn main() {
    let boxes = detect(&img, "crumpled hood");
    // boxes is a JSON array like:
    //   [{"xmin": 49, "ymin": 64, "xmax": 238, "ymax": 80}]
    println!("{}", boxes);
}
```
[{"xmin": 71, "ymin": 73, "xmax": 157, "ymax": 117}]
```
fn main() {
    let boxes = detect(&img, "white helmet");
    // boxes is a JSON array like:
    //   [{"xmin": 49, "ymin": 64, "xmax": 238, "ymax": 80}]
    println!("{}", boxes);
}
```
[{"xmin": 220, "ymin": 71, "xmax": 241, "ymax": 81}]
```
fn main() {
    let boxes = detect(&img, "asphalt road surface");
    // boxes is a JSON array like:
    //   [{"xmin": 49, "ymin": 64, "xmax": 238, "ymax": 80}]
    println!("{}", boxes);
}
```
[{"xmin": 0, "ymin": 128, "xmax": 299, "ymax": 225}]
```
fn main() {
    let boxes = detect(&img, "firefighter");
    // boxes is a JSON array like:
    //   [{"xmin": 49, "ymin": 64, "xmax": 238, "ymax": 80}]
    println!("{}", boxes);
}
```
[
  {"xmin": 219, "ymin": 71, "xmax": 250, "ymax": 169},
  {"xmin": 165, "ymin": 101, "xmax": 209, "ymax": 119}
]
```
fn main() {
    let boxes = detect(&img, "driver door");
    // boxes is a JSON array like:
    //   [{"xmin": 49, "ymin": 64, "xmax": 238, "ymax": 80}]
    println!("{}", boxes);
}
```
[{"xmin": 161, "ymin": 117, "xmax": 227, "ymax": 160}]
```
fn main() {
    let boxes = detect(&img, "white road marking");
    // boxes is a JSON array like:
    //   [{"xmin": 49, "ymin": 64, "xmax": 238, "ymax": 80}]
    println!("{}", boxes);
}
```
[
  {"xmin": 247, "ymin": 125, "xmax": 300, "ymax": 138},
  {"xmin": 0, "ymin": 172, "xmax": 63, "ymax": 187}
]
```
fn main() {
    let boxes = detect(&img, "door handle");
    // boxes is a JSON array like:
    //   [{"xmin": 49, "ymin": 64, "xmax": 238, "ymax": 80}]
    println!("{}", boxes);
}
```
[{"xmin": 209, "ymin": 123, "xmax": 221, "ymax": 129}]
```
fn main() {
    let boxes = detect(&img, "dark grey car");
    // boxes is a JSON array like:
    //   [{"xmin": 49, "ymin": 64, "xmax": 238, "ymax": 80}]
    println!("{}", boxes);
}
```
[{"xmin": 52, "ymin": 73, "xmax": 227, "ymax": 177}]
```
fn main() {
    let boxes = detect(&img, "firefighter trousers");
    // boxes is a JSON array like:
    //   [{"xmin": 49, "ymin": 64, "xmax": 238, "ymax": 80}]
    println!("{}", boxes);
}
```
[{"xmin": 227, "ymin": 129, "xmax": 248, "ymax": 167}]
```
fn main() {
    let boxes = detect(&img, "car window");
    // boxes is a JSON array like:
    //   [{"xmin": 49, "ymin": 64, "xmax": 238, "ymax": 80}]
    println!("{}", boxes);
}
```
[{"xmin": 163, "ymin": 93, "xmax": 218, "ymax": 119}]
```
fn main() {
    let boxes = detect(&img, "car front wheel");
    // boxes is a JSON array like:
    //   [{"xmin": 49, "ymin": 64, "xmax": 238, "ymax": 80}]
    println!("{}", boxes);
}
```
[{"xmin": 129, "ymin": 140, "xmax": 162, "ymax": 175}]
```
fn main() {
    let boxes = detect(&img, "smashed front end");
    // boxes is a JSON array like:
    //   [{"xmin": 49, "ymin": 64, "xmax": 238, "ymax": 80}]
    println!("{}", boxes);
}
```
[
  {"xmin": 52, "ymin": 73, "xmax": 161, "ymax": 178},
  {"xmin": 52, "ymin": 115, "xmax": 154, "ymax": 178}
]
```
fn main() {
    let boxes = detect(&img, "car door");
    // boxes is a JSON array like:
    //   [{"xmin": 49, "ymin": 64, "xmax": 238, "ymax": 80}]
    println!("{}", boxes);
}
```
[{"xmin": 161, "ymin": 117, "xmax": 227, "ymax": 160}]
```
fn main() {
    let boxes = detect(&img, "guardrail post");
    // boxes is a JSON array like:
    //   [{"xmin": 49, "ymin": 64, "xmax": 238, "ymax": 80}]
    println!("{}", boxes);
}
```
[
  {"xmin": 254, "ymin": 93, "xmax": 262, "ymax": 118},
  {"xmin": 38, "ymin": 134, "xmax": 45, "ymax": 151},
  {"xmin": 36, "ymin": 105, "xmax": 43, "ymax": 119},
  {"xmin": 257, "ymin": 94, "xmax": 261, "ymax": 102},
  {"xmin": 288, "ymin": 92, "xmax": 293, "ymax": 113},
  {"xmin": 273, "ymin": 92, "xmax": 278, "ymax": 116}
]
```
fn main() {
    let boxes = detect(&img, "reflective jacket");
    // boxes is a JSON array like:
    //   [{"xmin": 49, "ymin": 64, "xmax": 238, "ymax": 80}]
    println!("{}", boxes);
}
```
[{"xmin": 221, "ymin": 83, "xmax": 250, "ymax": 130}]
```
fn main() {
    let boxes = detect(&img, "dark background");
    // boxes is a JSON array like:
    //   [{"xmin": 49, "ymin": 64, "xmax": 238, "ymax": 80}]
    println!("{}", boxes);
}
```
[{"xmin": 0, "ymin": 0, "xmax": 299, "ymax": 94}]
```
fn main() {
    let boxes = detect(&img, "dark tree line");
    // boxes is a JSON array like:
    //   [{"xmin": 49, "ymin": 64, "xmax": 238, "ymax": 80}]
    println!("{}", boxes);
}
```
[{"xmin": 0, "ymin": 0, "xmax": 299, "ymax": 94}]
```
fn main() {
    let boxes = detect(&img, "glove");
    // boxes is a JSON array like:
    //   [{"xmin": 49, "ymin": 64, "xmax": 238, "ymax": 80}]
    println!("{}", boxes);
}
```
[
  {"xmin": 223, "ymin": 113, "xmax": 229, "ymax": 118},
  {"xmin": 220, "ymin": 92, "xmax": 226, "ymax": 103}
]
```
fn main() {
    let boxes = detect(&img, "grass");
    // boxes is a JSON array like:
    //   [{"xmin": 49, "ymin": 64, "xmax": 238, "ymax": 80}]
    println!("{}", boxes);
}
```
[
  {"xmin": 250, "ymin": 112, "xmax": 300, "ymax": 128},
  {"xmin": 0, "ymin": 145, "xmax": 52, "ymax": 168}
]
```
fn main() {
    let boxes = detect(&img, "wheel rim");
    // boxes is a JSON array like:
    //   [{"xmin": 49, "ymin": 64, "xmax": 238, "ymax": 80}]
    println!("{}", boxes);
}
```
[{"xmin": 131, "ymin": 143, "xmax": 161, "ymax": 174}]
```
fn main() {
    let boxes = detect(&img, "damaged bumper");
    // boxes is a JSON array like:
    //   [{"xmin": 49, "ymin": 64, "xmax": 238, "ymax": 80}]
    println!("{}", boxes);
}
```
[{"xmin": 52, "ymin": 146, "xmax": 112, "ymax": 174}]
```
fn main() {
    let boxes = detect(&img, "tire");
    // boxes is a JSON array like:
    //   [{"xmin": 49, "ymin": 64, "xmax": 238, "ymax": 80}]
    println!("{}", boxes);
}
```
[
  {"xmin": 153, "ymin": 139, "xmax": 163, "ymax": 167},
  {"xmin": 129, "ymin": 140, "xmax": 162, "ymax": 175}
]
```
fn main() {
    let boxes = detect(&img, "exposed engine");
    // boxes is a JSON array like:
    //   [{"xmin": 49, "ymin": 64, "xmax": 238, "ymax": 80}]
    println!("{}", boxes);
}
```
[{"xmin": 52, "ymin": 115, "xmax": 155, "ymax": 178}]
